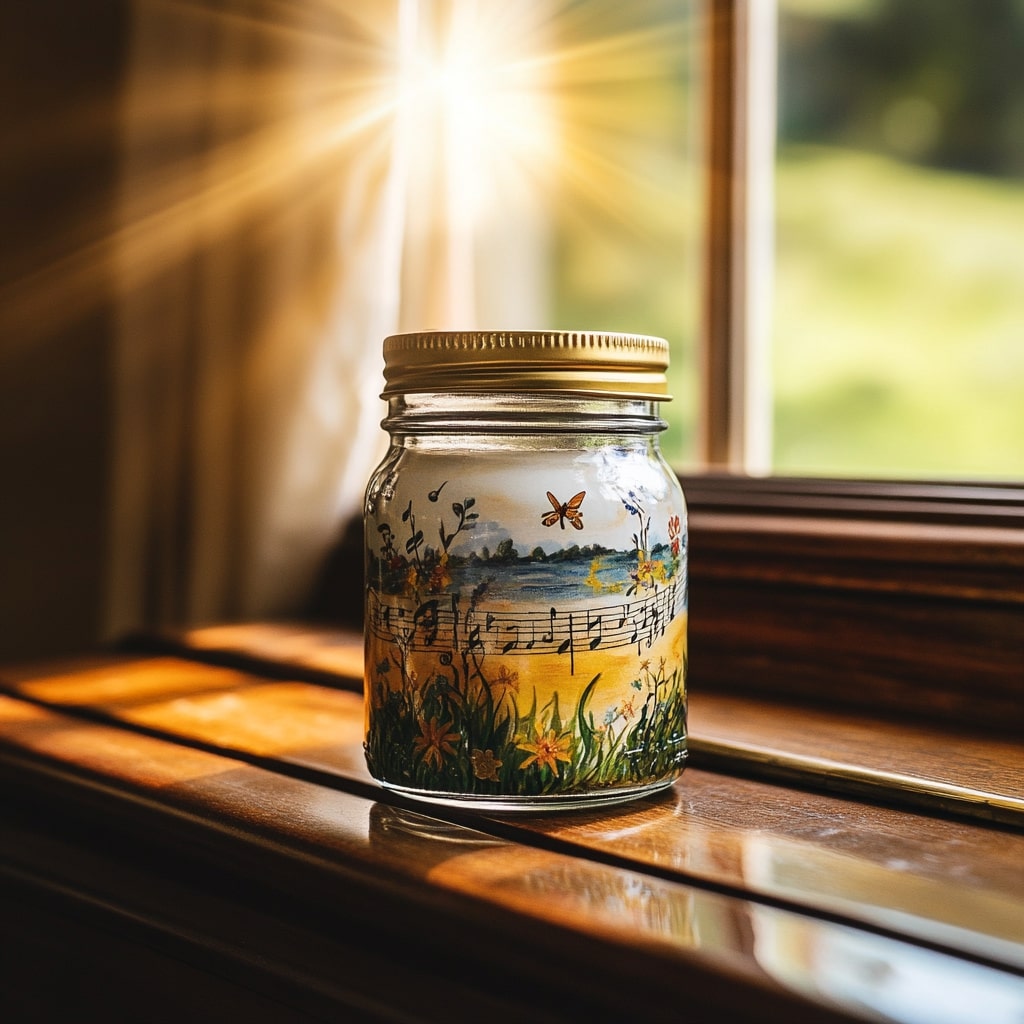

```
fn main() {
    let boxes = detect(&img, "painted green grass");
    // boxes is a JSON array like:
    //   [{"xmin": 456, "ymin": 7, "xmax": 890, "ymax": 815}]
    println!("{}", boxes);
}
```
[{"xmin": 364, "ymin": 656, "xmax": 687, "ymax": 798}]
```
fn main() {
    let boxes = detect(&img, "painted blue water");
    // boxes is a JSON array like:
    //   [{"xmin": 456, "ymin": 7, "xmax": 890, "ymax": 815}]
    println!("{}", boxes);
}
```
[{"xmin": 448, "ymin": 551, "xmax": 639, "ymax": 603}]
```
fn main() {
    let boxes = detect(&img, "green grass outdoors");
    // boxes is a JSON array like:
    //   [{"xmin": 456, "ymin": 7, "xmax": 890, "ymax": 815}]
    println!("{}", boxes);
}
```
[
  {"xmin": 555, "ymin": 142, "xmax": 1023, "ymax": 480},
  {"xmin": 772, "ymin": 144, "xmax": 1024, "ymax": 480}
]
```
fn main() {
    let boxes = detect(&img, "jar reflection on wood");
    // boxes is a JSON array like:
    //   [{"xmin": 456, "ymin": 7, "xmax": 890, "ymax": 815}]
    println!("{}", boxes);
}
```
[{"xmin": 363, "ymin": 331, "xmax": 688, "ymax": 810}]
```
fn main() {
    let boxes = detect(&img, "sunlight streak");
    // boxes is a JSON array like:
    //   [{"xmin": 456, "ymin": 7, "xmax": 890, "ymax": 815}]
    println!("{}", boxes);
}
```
[{"xmin": 2, "ymin": 0, "xmax": 696, "ymax": 343}]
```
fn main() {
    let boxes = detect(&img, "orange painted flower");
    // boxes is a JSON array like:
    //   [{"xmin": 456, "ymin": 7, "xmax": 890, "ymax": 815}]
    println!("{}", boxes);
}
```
[
  {"xmin": 492, "ymin": 664, "xmax": 519, "ymax": 694},
  {"xmin": 427, "ymin": 553, "xmax": 452, "ymax": 594},
  {"xmin": 413, "ymin": 715, "xmax": 460, "ymax": 770},
  {"xmin": 470, "ymin": 748, "xmax": 503, "ymax": 781},
  {"xmin": 668, "ymin": 514, "xmax": 682, "ymax": 557},
  {"xmin": 517, "ymin": 724, "xmax": 573, "ymax": 776}
]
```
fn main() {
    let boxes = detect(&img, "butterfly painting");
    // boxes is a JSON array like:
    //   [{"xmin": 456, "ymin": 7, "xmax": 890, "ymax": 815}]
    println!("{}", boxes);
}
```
[{"xmin": 541, "ymin": 490, "xmax": 586, "ymax": 531}]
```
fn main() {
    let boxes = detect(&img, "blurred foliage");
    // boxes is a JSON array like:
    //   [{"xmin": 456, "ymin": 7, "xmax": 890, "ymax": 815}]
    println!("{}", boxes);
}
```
[
  {"xmin": 774, "ymin": 0, "xmax": 1024, "ymax": 479},
  {"xmin": 773, "ymin": 146, "xmax": 1024, "ymax": 478},
  {"xmin": 779, "ymin": 0, "xmax": 1024, "ymax": 178}
]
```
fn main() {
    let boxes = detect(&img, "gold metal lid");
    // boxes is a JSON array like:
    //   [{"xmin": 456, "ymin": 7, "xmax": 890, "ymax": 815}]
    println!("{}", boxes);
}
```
[{"xmin": 381, "ymin": 330, "xmax": 671, "ymax": 400}]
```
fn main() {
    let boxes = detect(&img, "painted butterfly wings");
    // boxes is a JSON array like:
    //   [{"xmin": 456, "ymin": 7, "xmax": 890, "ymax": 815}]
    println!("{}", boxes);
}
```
[{"xmin": 541, "ymin": 490, "xmax": 585, "ymax": 530}]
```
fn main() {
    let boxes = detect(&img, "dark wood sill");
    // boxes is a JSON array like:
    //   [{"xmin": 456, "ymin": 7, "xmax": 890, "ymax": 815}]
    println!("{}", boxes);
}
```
[
  {"xmin": 681, "ymin": 474, "xmax": 1024, "ymax": 736},
  {"xmin": 120, "ymin": 621, "xmax": 1024, "ymax": 829},
  {"xmin": 1, "ymin": 624, "xmax": 1022, "ymax": 1023}
]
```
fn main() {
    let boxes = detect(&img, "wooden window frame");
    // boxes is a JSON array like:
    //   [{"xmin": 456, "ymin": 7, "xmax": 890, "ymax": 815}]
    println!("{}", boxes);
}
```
[
  {"xmin": 682, "ymin": 474, "xmax": 1024, "ymax": 737},
  {"xmin": 687, "ymin": 1, "xmax": 1024, "ymax": 737}
]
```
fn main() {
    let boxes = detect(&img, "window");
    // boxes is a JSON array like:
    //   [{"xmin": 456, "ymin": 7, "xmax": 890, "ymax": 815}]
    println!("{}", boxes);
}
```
[
  {"xmin": 385, "ymin": 0, "xmax": 704, "ymax": 467},
  {"xmin": 8, "ymin": 0, "xmax": 1017, "ymax": 662},
  {"xmin": 771, "ymin": 0, "xmax": 1024, "ymax": 479},
  {"xmin": 704, "ymin": 0, "xmax": 1024, "ymax": 478},
  {"xmin": 387, "ymin": 1, "xmax": 1024, "ymax": 481}
]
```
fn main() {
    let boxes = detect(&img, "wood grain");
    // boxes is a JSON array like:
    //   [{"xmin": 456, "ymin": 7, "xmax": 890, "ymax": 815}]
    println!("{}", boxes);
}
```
[
  {"xmin": 120, "ymin": 622, "xmax": 1024, "ymax": 823},
  {"xmin": 6, "ymin": 691, "xmax": 1001, "ymax": 1024},
  {"xmin": 3, "ymin": 654, "xmax": 1023, "ymax": 979}
]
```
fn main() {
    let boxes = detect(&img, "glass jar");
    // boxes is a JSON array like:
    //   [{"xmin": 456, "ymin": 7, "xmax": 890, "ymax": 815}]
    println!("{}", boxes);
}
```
[{"xmin": 363, "ymin": 331, "xmax": 687, "ymax": 811}]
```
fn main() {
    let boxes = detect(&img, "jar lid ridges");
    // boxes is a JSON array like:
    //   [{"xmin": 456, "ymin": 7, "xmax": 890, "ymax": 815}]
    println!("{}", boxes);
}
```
[{"xmin": 381, "ymin": 330, "xmax": 671, "ymax": 401}]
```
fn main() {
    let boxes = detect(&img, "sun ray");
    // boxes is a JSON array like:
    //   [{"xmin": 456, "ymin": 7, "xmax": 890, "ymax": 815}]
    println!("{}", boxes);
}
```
[{"xmin": 3, "ymin": 0, "xmax": 698, "ymax": 344}]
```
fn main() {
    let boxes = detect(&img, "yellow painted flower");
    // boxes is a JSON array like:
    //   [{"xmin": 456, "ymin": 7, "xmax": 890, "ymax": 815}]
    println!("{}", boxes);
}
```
[
  {"xmin": 632, "ymin": 554, "xmax": 669, "ymax": 591},
  {"xmin": 413, "ymin": 715, "xmax": 460, "ymax": 770},
  {"xmin": 517, "ymin": 724, "xmax": 573, "ymax": 776},
  {"xmin": 470, "ymin": 748, "xmax": 503, "ymax": 781}
]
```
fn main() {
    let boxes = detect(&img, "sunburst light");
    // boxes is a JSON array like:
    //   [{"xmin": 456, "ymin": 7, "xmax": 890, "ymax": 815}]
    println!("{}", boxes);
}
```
[{"xmin": 3, "ymin": 0, "xmax": 697, "ymax": 343}]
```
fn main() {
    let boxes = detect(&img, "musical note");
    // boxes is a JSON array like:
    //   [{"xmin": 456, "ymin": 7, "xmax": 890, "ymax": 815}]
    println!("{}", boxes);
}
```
[
  {"xmin": 541, "ymin": 607, "xmax": 556, "ymax": 644},
  {"xmin": 502, "ymin": 624, "xmax": 520, "ymax": 654},
  {"xmin": 450, "ymin": 594, "xmax": 459, "ymax": 649},
  {"xmin": 631, "ymin": 603, "xmax": 649, "ymax": 654},
  {"xmin": 557, "ymin": 613, "xmax": 575, "ymax": 674},
  {"xmin": 414, "ymin": 600, "xmax": 440, "ymax": 646},
  {"xmin": 367, "ymin": 575, "xmax": 686, "ymax": 662}
]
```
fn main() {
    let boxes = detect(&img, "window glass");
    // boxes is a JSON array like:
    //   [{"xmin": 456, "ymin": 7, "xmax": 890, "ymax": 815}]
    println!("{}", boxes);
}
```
[
  {"xmin": 546, "ymin": 0, "xmax": 702, "ymax": 466},
  {"xmin": 773, "ymin": 0, "xmax": 1024, "ymax": 479},
  {"xmin": 403, "ymin": 0, "xmax": 702, "ymax": 465}
]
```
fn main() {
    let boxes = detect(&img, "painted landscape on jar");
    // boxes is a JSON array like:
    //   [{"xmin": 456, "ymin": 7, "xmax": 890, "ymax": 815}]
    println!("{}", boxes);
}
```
[{"xmin": 364, "ymin": 478, "xmax": 688, "ymax": 801}]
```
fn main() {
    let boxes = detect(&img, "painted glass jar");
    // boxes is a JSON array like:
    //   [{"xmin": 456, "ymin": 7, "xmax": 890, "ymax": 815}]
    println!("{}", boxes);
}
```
[{"xmin": 363, "ymin": 330, "xmax": 688, "ymax": 810}]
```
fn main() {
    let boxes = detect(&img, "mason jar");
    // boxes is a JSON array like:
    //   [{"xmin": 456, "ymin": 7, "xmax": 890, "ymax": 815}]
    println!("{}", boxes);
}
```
[{"xmin": 363, "ymin": 330, "xmax": 688, "ymax": 811}]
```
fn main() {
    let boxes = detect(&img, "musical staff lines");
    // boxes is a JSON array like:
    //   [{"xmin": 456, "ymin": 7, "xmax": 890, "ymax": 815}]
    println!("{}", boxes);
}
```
[{"xmin": 368, "ymin": 578, "xmax": 684, "ymax": 673}]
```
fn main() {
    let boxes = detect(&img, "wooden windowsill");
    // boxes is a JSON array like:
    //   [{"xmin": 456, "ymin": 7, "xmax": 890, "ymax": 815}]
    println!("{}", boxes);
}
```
[
  {"xmin": 120, "ymin": 621, "xmax": 1024, "ymax": 828},
  {"xmin": 1, "ymin": 622, "xmax": 1022, "ymax": 1023}
]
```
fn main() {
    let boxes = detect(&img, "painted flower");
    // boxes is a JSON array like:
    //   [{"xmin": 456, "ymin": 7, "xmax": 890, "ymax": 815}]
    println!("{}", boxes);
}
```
[
  {"xmin": 668, "ymin": 514, "xmax": 682, "ymax": 557},
  {"xmin": 427, "ymin": 552, "xmax": 452, "ymax": 594},
  {"xmin": 413, "ymin": 715, "xmax": 460, "ymax": 770},
  {"xmin": 517, "ymin": 724, "xmax": 573, "ymax": 776},
  {"xmin": 470, "ymin": 748, "xmax": 503, "ymax": 782},
  {"xmin": 493, "ymin": 664, "xmax": 519, "ymax": 694},
  {"xmin": 631, "ymin": 557, "xmax": 668, "ymax": 591},
  {"xmin": 620, "ymin": 696, "xmax": 637, "ymax": 721}
]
